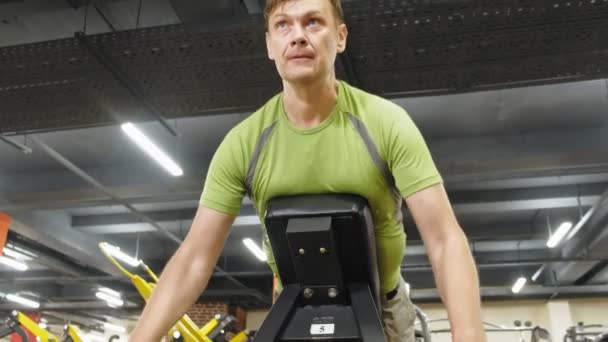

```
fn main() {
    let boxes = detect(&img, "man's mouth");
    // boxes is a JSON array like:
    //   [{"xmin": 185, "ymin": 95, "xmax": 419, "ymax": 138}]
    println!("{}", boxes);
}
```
[{"xmin": 288, "ymin": 53, "xmax": 314, "ymax": 60}]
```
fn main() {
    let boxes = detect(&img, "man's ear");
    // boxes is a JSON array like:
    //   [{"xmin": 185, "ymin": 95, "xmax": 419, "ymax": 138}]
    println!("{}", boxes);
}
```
[
  {"xmin": 266, "ymin": 32, "xmax": 275, "ymax": 60},
  {"xmin": 337, "ymin": 23, "xmax": 348, "ymax": 53}
]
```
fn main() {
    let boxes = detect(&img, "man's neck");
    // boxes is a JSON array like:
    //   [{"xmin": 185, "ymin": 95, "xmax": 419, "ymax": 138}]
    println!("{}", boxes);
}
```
[{"xmin": 282, "ymin": 75, "xmax": 339, "ymax": 129}]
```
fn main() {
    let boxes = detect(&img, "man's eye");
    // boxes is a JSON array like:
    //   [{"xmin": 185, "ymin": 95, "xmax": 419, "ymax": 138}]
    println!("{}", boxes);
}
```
[
  {"xmin": 276, "ymin": 21, "xmax": 288, "ymax": 29},
  {"xmin": 308, "ymin": 18, "xmax": 320, "ymax": 26}
]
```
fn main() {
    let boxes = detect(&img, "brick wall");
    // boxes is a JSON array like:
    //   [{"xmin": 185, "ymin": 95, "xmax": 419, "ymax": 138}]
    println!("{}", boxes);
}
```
[
  {"xmin": 185, "ymin": 302, "xmax": 229, "ymax": 327},
  {"xmin": 229, "ymin": 304, "xmax": 248, "ymax": 332}
]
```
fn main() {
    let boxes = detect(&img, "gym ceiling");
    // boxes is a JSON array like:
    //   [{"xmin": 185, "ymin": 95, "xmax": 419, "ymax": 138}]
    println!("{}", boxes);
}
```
[{"xmin": 0, "ymin": 0, "xmax": 607, "ymax": 323}]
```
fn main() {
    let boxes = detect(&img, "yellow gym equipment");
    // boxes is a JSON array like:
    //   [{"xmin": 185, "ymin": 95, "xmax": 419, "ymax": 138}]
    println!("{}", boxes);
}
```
[
  {"xmin": 63, "ymin": 324, "xmax": 85, "ymax": 342},
  {"xmin": 99, "ymin": 242, "xmax": 250, "ymax": 342},
  {"xmin": 11, "ymin": 310, "xmax": 60, "ymax": 342},
  {"xmin": 227, "ymin": 330, "xmax": 250, "ymax": 342}
]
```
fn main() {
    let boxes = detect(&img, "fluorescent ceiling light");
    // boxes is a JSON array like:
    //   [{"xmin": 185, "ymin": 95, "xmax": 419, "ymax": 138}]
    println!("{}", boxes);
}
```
[
  {"xmin": 104, "ymin": 322, "xmax": 126, "ymax": 333},
  {"xmin": 3, "ymin": 245, "xmax": 35, "ymax": 261},
  {"xmin": 100, "ymin": 243, "xmax": 140, "ymax": 267},
  {"xmin": 98, "ymin": 287, "xmax": 121, "ymax": 298},
  {"xmin": 95, "ymin": 292, "xmax": 124, "ymax": 307},
  {"xmin": 531, "ymin": 265, "xmax": 545, "ymax": 282},
  {"xmin": 546, "ymin": 221, "xmax": 573, "ymax": 248},
  {"xmin": 121, "ymin": 122, "xmax": 183, "ymax": 177},
  {"xmin": 243, "ymin": 238, "xmax": 267, "ymax": 262},
  {"xmin": 511, "ymin": 277, "xmax": 527, "ymax": 294},
  {"xmin": 6, "ymin": 294, "xmax": 40, "ymax": 309},
  {"xmin": 39, "ymin": 322, "xmax": 48, "ymax": 329},
  {"xmin": 566, "ymin": 211, "xmax": 590, "ymax": 241},
  {"xmin": 0, "ymin": 256, "xmax": 28, "ymax": 271},
  {"xmin": 234, "ymin": 215, "xmax": 261, "ymax": 226}
]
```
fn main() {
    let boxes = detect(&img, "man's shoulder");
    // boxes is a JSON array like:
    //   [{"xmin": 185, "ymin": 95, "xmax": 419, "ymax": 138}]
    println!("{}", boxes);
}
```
[
  {"xmin": 340, "ymin": 81, "xmax": 407, "ymax": 124},
  {"xmin": 230, "ymin": 92, "xmax": 283, "ymax": 139}
]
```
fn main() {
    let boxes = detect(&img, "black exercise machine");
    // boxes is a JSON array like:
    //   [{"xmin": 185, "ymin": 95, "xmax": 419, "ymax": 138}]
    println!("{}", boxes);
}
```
[
  {"xmin": 253, "ymin": 194, "xmax": 386, "ymax": 342},
  {"xmin": 564, "ymin": 323, "xmax": 608, "ymax": 342},
  {"xmin": 0, "ymin": 313, "xmax": 29, "ymax": 342}
]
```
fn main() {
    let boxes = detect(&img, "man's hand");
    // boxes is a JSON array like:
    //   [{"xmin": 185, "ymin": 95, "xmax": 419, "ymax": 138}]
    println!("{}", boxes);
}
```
[{"xmin": 405, "ymin": 184, "xmax": 487, "ymax": 342}]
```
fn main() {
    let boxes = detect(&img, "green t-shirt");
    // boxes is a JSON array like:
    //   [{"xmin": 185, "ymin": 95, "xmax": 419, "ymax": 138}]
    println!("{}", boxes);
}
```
[{"xmin": 200, "ymin": 80, "xmax": 442, "ymax": 293}]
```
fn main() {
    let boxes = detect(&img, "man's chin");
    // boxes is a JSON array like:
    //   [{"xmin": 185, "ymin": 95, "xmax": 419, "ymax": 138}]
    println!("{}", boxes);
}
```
[{"xmin": 283, "ymin": 71, "xmax": 322, "ymax": 85}]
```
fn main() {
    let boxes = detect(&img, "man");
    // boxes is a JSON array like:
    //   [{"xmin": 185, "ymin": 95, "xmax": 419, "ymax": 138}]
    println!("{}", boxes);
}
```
[{"xmin": 129, "ymin": 0, "xmax": 487, "ymax": 341}]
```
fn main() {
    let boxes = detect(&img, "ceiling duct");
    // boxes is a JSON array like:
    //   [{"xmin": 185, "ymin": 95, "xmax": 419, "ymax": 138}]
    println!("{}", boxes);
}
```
[{"xmin": 549, "ymin": 188, "xmax": 608, "ymax": 285}]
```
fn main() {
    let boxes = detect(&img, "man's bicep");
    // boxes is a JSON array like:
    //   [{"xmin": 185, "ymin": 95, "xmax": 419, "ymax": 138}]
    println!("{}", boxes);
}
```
[
  {"xmin": 405, "ymin": 184, "xmax": 459, "ymax": 250},
  {"xmin": 187, "ymin": 206, "xmax": 236, "ymax": 251}
]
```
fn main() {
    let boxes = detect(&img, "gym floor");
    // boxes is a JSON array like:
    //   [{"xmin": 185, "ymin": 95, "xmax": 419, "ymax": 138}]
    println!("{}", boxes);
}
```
[{"xmin": 0, "ymin": 1, "xmax": 607, "ymax": 341}]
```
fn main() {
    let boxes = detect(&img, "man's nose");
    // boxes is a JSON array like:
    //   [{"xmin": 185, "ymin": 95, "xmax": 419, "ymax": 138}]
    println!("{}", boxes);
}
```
[{"xmin": 290, "ymin": 25, "xmax": 309, "ymax": 47}]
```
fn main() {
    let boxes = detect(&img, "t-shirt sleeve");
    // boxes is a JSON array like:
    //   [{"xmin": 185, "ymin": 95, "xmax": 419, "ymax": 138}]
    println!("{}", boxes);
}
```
[
  {"xmin": 385, "ymin": 108, "xmax": 443, "ymax": 198},
  {"xmin": 199, "ymin": 129, "xmax": 247, "ymax": 215}
]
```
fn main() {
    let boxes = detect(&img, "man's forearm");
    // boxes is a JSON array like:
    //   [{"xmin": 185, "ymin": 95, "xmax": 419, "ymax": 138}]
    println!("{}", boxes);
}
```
[
  {"xmin": 130, "ymin": 243, "xmax": 215, "ymax": 340},
  {"xmin": 428, "ymin": 228, "xmax": 487, "ymax": 342}
]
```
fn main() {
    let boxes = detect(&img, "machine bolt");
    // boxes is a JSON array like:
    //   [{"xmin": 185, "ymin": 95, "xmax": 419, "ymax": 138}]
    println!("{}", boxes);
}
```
[
  {"xmin": 320, "ymin": 247, "xmax": 327, "ymax": 254},
  {"xmin": 328, "ymin": 288, "xmax": 338, "ymax": 298},
  {"xmin": 303, "ymin": 288, "xmax": 314, "ymax": 298},
  {"xmin": 299, "ymin": 248, "xmax": 305, "ymax": 255}
]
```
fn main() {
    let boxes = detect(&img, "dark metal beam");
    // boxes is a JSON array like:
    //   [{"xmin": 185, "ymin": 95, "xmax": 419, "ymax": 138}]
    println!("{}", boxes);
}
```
[
  {"xmin": 27, "ymin": 135, "xmax": 182, "ymax": 244},
  {"xmin": 8, "ymin": 240, "xmax": 89, "ymax": 277},
  {"xmin": 6, "ymin": 214, "xmax": 123, "ymax": 277},
  {"xmin": 411, "ymin": 285, "xmax": 608, "ymax": 303},
  {"xmin": 67, "ymin": 183, "xmax": 605, "ymax": 237},
  {"xmin": 93, "ymin": 1, "xmax": 116, "ymax": 32},
  {"xmin": 0, "ymin": 136, "xmax": 32, "ymax": 154},
  {"xmin": 2, "ymin": 124, "xmax": 608, "ymax": 212},
  {"xmin": 0, "ymin": 301, "xmax": 140, "ymax": 311},
  {"xmin": 0, "ymin": 269, "xmax": 275, "ymax": 285},
  {"xmin": 401, "ymin": 257, "xmax": 608, "ymax": 272},
  {"xmin": 65, "ymin": 0, "xmax": 80, "ymax": 10},
  {"xmin": 0, "ymin": 275, "xmax": 123, "ymax": 285}
]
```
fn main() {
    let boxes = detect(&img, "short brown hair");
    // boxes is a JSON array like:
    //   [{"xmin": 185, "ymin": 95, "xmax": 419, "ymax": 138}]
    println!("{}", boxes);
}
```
[{"xmin": 264, "ymin": 0, "xmax": 344, "ymax": 30}]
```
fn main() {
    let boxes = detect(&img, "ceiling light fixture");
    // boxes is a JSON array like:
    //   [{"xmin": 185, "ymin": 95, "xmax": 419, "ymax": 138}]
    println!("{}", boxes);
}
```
[
  {"xmin": 100, "ymin": 243, "xmax": 140, "ymax": 267},
  {"xmin": 3, "ymin": 245, "xmax": 36, "ymax": 260},
  {"xmin": 531, "ymin": 265, "xmax": 545, "ymax": 282},
  {"xmin": 511, "ymin": 277, "xmax": 527, "ymax": 294},
  {"xmin": 0, "ymin": 256, "xmax": 28, "ymax": 271},
  {"xmin": 95, "ymin": 292, "xmax": 124, "ymax": 307},
  {"xmin": 546, "ymin": 221, "xmax": 573, "ymax": 248},
  {"xmin": 98, "ymin": 287, "xmax": 121, "ymax": 298},
  {"xmin": 6, "ymin": 294, "xmax": 40, "ymax": 309},
  {"xmin": 121, "ymin": 122, "xmax": 183, "ymax": 177}
]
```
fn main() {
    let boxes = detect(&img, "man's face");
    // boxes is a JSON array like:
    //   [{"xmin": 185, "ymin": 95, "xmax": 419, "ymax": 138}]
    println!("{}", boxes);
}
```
[{"xmin": 266, "ymin": 0, "xmax": 347, "ymax": 84}]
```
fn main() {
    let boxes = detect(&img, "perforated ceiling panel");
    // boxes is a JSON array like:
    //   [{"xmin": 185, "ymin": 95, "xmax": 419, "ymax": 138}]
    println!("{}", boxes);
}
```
[
  {"xmin": 1, "ymin": 0, "xmax": 608, "ymax": 133},
  {"xmin": 346, "ymin": 0, "xmax": 608, "ymax": 94},
  {"xmin": 0, "ymin": 38, "xmax": 149, "ymax": 134},
  {"xmin": 89, "ymin": 23, "xmax": 281, "ymax": 117}
]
